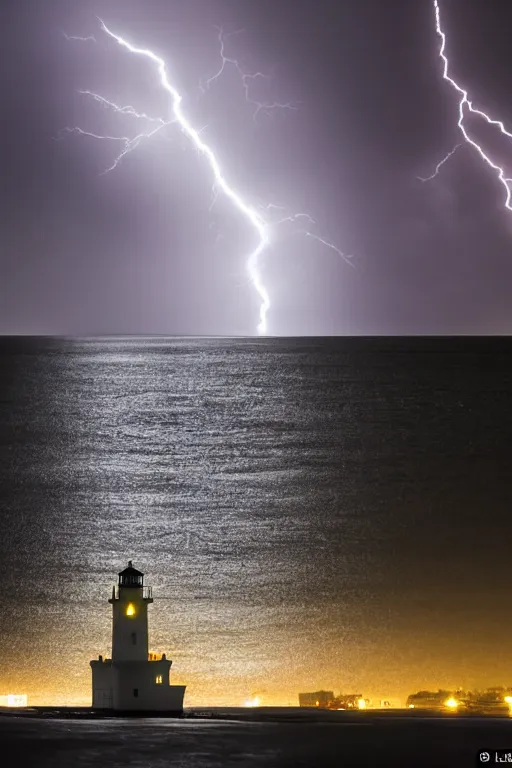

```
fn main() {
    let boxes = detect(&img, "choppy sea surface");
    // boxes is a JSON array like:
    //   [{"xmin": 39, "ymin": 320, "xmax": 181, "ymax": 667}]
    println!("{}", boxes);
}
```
[{"xmin": 1, "ymin": 337, "xmax": 512, "ymax": 707}]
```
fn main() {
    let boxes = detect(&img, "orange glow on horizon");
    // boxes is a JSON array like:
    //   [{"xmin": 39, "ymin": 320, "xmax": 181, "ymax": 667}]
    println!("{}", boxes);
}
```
[{"xmin": 9, "ymin": 638, "xmax": 512, "ymax": 711}]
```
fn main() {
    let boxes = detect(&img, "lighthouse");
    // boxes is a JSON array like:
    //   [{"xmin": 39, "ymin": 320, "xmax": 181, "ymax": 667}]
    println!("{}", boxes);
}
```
[{"xmin": 90, "ymin": 562, "xmax": 186, "ymax": 713}]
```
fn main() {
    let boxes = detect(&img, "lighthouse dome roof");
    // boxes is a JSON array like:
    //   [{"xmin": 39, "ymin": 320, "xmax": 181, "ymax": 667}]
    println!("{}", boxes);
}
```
[{"xmin": 118, "ymin": 561, "xmax": 144, "ymax": 587}]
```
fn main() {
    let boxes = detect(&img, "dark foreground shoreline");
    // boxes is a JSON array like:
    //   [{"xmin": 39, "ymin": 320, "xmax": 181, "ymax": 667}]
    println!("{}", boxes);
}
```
[{"xmin": 2, "ymin": 709, "xmax": 512, "ymax": 766}]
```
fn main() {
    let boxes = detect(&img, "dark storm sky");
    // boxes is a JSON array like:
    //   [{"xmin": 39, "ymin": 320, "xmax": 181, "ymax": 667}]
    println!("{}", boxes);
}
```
[{"xmin": 3, "ymin": 0, "xmax": 512, "ymax": 336}]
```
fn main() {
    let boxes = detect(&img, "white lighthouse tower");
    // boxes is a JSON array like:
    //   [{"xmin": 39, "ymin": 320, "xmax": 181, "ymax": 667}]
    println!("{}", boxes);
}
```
[{"xmin": 90, "ymin": 562, "xmax": 186, "ymax": 713}]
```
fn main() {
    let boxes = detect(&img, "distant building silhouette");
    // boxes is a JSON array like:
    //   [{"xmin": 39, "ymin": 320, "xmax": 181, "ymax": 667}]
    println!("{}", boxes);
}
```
[
  {"xmin": 406, "ymin": 687, "xmax": 512, "ymax": 714},
  {"xmin": 298, "ymin": 690, "xmax": 334, "ymax": 708},
  {"xmin": 330, "ymin": 693, "xmax": 368, "ymax": 710},
  {"xmin": 90, "ymin": 561, "xmax": 185, "ymax": 712},
  {"xmin": 406, "ymin": 690, "xmax": 452, "ymax": 710}
]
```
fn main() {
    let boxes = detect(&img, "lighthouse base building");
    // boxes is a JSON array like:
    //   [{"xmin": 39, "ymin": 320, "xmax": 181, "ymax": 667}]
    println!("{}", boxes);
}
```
[{"xmin": 90, "ymin": 562, "xmax": 186, "ymax": 713}]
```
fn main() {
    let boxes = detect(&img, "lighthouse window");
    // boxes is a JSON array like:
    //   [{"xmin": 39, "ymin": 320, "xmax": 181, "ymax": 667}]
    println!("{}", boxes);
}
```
[
  {"xmin": 155, "ymin": 675, "xmax": 163, "ymax": 684},
  {"xmin": 131, "ymin": 632, "xmax": 137, "ymax": 645},
  {"xmin": 126, "ymin": 603, "xmax": 136, "ymax": 617},
  {"xmin": 133, "ymin": 688, "xmax": 138, "ymax": 698}
]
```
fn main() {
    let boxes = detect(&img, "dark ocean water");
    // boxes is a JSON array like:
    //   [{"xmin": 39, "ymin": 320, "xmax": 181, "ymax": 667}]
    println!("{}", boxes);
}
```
[
  {"xmin": 1, "ymin": 337, "xmax": 512, "ymax": 707},
  {"xmin": 2, "ymin": 712, "xmax": 512, "ymax": 768}
]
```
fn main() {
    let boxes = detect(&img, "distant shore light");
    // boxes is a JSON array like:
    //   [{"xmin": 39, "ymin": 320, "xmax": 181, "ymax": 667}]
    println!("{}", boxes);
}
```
[
  {"xmin": 244, "ymin": 696, "xmax": 261, "ymax": 707},
  {"xmin": 6, "ymin": 694, "xmax": 27, "ymax": 707}
]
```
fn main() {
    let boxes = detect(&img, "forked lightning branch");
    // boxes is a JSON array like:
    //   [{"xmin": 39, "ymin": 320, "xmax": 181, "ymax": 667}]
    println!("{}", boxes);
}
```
[{"xmin": 62, "ymin": 21, "xmax": 351, "ymax": 335}]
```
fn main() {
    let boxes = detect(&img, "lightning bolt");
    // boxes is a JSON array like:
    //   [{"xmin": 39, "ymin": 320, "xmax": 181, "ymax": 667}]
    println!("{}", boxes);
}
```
[
  {"xmin": 57, "ymin": 117, "xmax": 169, "ymax": 175},
  {"xmin": 424, "ymin": 0, "xmax": 512, "ymax": 211},
  {"xmin": 58, "ymin": 89, "xmax": 172, "ymax": 174},
  {"xmin": 268, "ymin": 210, "xmax": 353, "ymax": 267},
  {"xmin": 417, "ymin": 143, "xmax": 461, "ymax": 182},
  {"xmin": 202, "ymin": 26, "xmax": 298, "ymax": 121},
  {"xmin": 62, "ymin": 33, "xmax": 96, "ymax": 43},
  {"xmin": 63, "ymin": 21, "xmax": 350, "ymax": 334}
]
